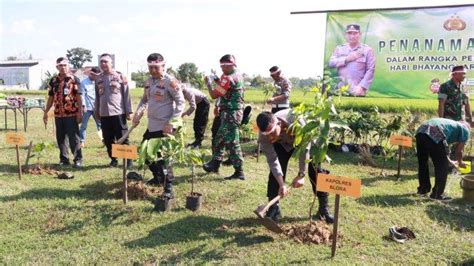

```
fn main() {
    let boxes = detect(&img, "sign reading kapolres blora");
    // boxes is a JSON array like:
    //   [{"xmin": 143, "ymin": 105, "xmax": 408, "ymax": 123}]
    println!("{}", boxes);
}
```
[{"xmin": 323, "ymin": 5, "xmax": 474, "ymax": 98}]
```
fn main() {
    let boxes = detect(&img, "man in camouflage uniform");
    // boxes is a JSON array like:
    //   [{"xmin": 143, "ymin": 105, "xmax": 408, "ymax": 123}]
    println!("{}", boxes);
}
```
[
  {"xmin": 132, "ymin": 53, "xmax": 184, "ymax": 197},
  {"xmin": 329, "ymin": 24, "xmax": 376, "ymax": 96},
  {"xmin": 267, "ymin": 66, "xmax": 291, "ymax": 113},
  {"xmin": 203, "ymin": 54, "xmax": 245, "ymax": 180},
  {"xmin": 438, "ymin": 65, "xmax": 472, "ymax": 123},
  {"xmin": 94, "ymin": 53, "xmax": 133, "ymax": 168}
]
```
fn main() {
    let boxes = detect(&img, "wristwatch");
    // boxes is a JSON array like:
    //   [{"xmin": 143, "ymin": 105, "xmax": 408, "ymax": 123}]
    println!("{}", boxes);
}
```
[{"xmin": 297, "ymin": 172, "xmax": 305, "ymax": 178}]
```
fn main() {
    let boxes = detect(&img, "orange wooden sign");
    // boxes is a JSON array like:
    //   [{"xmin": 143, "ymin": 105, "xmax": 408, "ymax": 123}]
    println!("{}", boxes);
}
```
[
  {"xmin": 112, "ymin": 144, "xmax": 138, "ymax": 160},
  {"xmin": 317, "ymin": 174, "xmax": 361, "ymax": 198},
  {"xmin": 6, "ymin": 132, "xmax": 25, "ymax": 145},
  {"xmin": 390, "ymin": 135, "xmax": 412, "ymax": 147}
]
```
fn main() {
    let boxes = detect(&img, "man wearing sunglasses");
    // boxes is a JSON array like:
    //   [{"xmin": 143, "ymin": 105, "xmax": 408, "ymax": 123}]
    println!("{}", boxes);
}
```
[
  {"xmin": 94, "ymin": 53, "xmax": 133, "ymax": 168},
  {"xmin": 256, "ymin": 110, "xmax": 334, "ymax": 223}
]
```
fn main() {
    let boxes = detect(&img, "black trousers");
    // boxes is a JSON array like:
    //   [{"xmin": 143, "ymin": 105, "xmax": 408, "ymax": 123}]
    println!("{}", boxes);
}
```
[
  {"xmin": 267, "ymin": 143, "xmax": 328, "ymax": 200},
  {"xmin": 211, "ymin": 113, "xmax": 221, "ymax": 141},
  {"xmin": 100, "ymin": 114, "xmax": 129, "ymax": 160},
  {"xmin": 193, "ymin": 98, "xmax": 210, "ymax": 144},
  {"xmin": 55, "ymin": 116, "xmax": 82, "ymax": 163},
  {"xmin": 416, "ymin": 133, "xmax": 449, "ymax": 197},
  {"xmin": 142, "ymin": 130, "xmax": 174, "ymax": 182},
  {"xmin": 271, "ymin": 106, "xmax": 289, "ymax": 114}
]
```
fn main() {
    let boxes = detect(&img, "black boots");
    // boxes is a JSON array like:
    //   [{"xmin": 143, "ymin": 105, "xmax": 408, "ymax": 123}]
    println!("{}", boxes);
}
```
[
  {"xmin": 203, "ymin": 159, "xmax": 221, "ymax": 173},
  {"xmin": 315, "ymin": 195, "xmax": 334, "ymax": 224},
  {"xmin": 265, "ymin": 203, "xmax": 281, "ymax": 221},
  {"xmin": 224, "ymin": 169, "xmax": 245, "ymax": 180},
  {"xmin": 187, "ymin": 141, "xmax": 202, "ymax": 149},
  {"xmin": 146, "ymin": 174, "xmax": 163, "ymax": 186}
]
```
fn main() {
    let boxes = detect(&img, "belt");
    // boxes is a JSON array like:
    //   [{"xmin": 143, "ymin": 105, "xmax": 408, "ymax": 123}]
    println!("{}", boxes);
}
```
[{"xmin": 271, "ymin": 103, "xmax": 290, "ymax": 108}]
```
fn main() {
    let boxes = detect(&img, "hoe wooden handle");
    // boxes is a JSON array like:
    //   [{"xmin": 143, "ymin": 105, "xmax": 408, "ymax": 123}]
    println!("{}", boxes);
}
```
[{"xmin": 259, "ymin": 187, "xmax": 291, "ymax": 215}]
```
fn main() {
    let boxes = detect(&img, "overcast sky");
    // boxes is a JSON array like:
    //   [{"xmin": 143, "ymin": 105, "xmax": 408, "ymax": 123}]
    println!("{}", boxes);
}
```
[{"xmin": 1, "ymin": 0, "xmax": 473, "ymax": 77}]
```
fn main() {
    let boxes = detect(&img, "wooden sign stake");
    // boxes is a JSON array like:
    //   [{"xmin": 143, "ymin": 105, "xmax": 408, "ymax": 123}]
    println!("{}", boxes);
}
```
[
  {"xmin": 123, "ymin": 159, "xmax": 128, "ymax": 204},
  {"xmin": 112, "ymin": 144, "xmax": 138, "ymax": 205},
  {"xmin": 397, "ymin": 146, "xmax": 403, "ymax": 179},
  {"xmin": 6, "ymin": 132, "xmax": 25, "ymax": 180},
  {"xmin": 15, "ymin": 144, "xmax": 22, "ymax": 180},
  {"xmin": 317, "ymin": 173, "xmax": 361, "ymax": 258},
  {"xmin": 331, "ymin": 194, "xmax": 340, "ymax": 258},
  {"xmin": 389, "ymin": 135, "xmax": 412, "ymax": 179}
]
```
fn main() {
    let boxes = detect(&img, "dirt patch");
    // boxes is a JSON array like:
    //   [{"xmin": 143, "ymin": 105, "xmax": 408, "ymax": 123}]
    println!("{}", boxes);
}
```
[
  {"xmin": 114, "ymin": 181, "xmax": 161, "ymax": 201},
  {"xmin": 22, "ymin": 165, "xmax": 59, "ymax": 175},
  {"xmin": 284, "ymin": 220, "xmax": 343, "ymax": 245}
]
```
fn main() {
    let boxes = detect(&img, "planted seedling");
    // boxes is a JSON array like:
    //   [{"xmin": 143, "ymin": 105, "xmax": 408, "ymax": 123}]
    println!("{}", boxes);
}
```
[{"xmin": 23, "ymin": 141, "xmax": 57, "ymax": 175}]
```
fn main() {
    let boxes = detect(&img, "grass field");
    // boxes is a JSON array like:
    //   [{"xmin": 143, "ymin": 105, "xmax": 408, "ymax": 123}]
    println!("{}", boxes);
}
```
[
  {"xmin": 0, "ymin": 92, "xmax": 473, "ymax": 264},
  {"xmin": 2, "ymin": 88, "xmax": 441, "ymax": 114}
]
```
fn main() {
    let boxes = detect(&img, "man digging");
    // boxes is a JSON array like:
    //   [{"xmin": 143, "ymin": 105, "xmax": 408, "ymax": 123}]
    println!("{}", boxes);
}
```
[{"xmin": 256, "ymin": 110, "xmax": 334, "ymax": 223}]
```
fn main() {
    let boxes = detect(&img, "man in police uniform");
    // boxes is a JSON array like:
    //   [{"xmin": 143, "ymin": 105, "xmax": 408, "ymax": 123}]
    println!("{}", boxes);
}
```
[
  {"xmin": 438, "ymin": 65, "xmax": 472, "ymax": 124},
  {"xmin": 132, "ymin": 53, "xmax": 185, "ymax": 198},
  {"xmin": 267, "ymin": 66, "xmax": 291, "ymax": 113},
  {"xmin": 329, "ymin": 24, "xmax": 376, "ymax": 96},
  {"xmin": 203, "ymin": 54, "xmax": 245, "ymax": 180},
  {"xmin": 256, "ymin": 110, "xmax": 334, "ymax": 223},
  {"xmin": 94, "ymin": 53, "xmax": 133, "ymax": 168}
]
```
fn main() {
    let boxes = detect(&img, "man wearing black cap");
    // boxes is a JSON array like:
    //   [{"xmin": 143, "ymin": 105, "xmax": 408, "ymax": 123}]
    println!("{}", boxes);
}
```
[
  {"xmin": 438, "ymin": 65, "xmax": 472, "ymax": 124},
  {"xmin": 267, "ymin": 66, "xmax": 292, "ymax": 114},
  {"xmin": 329, "ymin": 24, "xmax": 376, "ymax": 96}
]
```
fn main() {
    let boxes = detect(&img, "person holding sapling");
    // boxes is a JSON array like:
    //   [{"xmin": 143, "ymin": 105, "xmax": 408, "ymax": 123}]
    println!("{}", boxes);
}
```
[
  {"xmin": 132, "ymin": 53, "xmax": 185, "ymax": 199},
  {"xmin": 415, "ymin": 118, "xmax": 470, "ymax": 201},
  {"xmin": 256, "ymin": 110, "xmax": 334, "ymax": 223},
  {"xmin": 203, "ymin": 54, "xmax": 246, "ymax": 180}
]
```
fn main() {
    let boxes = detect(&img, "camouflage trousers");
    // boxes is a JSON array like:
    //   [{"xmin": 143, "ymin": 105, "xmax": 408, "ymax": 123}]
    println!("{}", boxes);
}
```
[{"xmin": 212, "ymin": 109, "xmax": 244, "ymax": 170}]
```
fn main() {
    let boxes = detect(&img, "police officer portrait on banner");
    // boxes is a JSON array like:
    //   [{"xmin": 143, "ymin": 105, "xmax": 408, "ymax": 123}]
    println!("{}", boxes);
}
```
[{"xmin": 329, "ymin": 24, "xmax": 376, "ymax": 97}]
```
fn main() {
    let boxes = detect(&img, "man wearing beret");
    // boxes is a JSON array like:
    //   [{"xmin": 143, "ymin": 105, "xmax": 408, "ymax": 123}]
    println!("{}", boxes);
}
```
[{"xmin": 329, "ymin": 24, "xmax": 376, "ymax": 96}]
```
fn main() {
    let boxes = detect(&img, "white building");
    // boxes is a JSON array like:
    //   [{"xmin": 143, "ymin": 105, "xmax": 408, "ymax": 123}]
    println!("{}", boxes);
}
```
[{"xmin": 0, "ymin": 60, "xmax": 54, "ymax": 90}]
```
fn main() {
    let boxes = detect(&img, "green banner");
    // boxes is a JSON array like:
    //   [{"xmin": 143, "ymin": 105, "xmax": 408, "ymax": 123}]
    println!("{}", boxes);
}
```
[{"xmin": 324, "ymin": 5, "xmax": 474, "ymax": 98}]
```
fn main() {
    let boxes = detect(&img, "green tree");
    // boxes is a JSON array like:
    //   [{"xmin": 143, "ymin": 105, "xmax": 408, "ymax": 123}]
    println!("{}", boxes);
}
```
[
  {"xmin": 177, "ymin": 62, "xmax": 205, "ymax": 90},
  {"xmin": 166, "ymin": 66, "xmax": 177, "ymax": 77},
  {"xmin": 66, "ymin": 47, "xmax": 93, "ymax": 69},
  {"xmin": 250, "ymin": 75, "xmax": 267, "ymax": 87},
  {"xmin": 131, "ymin": 70, "xmax": 149, "ymax": 88}
]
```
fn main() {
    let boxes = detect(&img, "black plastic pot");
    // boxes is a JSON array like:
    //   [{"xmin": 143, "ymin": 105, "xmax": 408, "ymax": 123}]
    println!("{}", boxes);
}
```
[
  {"xmin": 185, "ymin": 193, "xmax": 203, "ymax": 211},
  {"xmin": 154, "ymin": 196, "xmax": 175, "ymax": 212}
]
